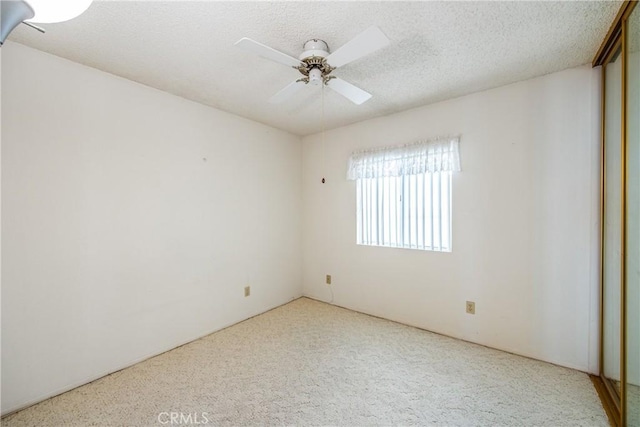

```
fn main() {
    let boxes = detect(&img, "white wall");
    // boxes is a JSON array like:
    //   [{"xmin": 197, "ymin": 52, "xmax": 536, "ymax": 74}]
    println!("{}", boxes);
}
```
[
  {"xmin": 302, "ymin": 65, "xmax": 602, "ymax": 373},
  {"xmin": 1, "ymin": 42, "xmax": 302, "ymax": 414}
]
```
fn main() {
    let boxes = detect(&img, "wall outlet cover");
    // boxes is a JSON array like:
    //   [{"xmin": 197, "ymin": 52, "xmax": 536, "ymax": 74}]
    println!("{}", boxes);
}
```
[{"xmin": 466, "ymin": 301, "xmax": 475, "ymax": 314}]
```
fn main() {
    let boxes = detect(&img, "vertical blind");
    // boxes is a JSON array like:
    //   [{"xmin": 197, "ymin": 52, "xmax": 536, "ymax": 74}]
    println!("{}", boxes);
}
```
[{"xmin": 347, "ymin": 136, "xmax": 460, "ymax": 252}]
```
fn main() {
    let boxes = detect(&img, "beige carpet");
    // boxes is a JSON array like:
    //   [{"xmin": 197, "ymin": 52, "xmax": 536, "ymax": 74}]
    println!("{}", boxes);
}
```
[
  {"xmin": 630, "ymin": 384, "xmax": 639, "ymax": 426},
  {"xmin": 2, "ymin": 298, "xmax": 607, "ymax": 426}
]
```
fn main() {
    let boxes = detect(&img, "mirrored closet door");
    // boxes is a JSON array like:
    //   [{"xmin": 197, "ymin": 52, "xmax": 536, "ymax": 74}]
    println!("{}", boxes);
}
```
[
  {"xmin": 626, "ymin": 3, "xmax": 639, "ymax": 425},
  {"xmin": 603, "ymin": 43, "xmax": 623, "ymax": 399},
  {"xmin": 595, "ymin": 1, "xmax": 639, "ymax": 426}
]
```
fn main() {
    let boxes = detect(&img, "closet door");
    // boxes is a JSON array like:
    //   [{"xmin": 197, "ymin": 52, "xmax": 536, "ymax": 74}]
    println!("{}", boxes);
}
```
[
  {"xmin": 603, "ymin": 44, "xmax": 623, "ymax": 399},
  {"xmin": 595, "ymin": 3, "xmax": 639, "ymax": 424},
  {"xmin": 625, "ymin": 4, "xmax": 639, "ymax": 425}
]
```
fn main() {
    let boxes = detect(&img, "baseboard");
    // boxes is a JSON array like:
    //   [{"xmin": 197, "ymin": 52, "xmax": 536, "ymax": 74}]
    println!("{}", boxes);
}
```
[
  {"xmin": 302, "ymin": 294, "xmax": 592, "ymax": 374},
  {"xmin": 1, "ymin": 294, "xmax": 303, "ymax": 417}
]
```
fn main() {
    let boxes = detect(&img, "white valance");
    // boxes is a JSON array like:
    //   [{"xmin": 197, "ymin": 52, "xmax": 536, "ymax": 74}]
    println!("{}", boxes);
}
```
[{"xmin": 346, "ymin": 136, "xmax": 461, "ymax": 180}]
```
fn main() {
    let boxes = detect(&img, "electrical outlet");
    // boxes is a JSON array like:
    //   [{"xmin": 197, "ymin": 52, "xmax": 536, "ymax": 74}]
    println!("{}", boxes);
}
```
[
  {"xmin": 326, "ymin": 274, "xmax": 332, "ymax": 285},
  {"xmin": 244, "ymin": 286, "xmax": 250, "ymax": 297},
  {"xmin": 466, "ymin": 301, "xmax": 475, "ymax": 314}
]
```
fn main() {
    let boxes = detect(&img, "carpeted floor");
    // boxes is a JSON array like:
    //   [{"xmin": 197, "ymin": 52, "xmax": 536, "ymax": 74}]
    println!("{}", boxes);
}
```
[
  {"xmin": 2, "ymin": 297, "xmax": 608, "ymax": 426},
  {"xmin": 630, "ymin": 384, "xmax": 640, "ymax": 426}
]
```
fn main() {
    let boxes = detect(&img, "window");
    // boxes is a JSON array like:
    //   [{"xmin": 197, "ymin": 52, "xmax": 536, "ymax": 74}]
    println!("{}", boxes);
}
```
[
  {"xmin": 347, "ymin": 136, "xmax": 460, "ymax": 252},
  {"xmin": 356, "ymin": 172, "xmax": 452, "ymax": 251}
]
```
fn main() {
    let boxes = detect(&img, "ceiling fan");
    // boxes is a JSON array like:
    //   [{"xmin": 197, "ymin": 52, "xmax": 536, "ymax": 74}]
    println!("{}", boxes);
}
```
[{"xmin": 235, "ymin": 26, "xmax": 390, "ymax": 105}]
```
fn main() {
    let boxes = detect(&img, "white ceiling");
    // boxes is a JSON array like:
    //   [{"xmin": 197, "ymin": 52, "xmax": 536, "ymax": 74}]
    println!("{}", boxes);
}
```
[{"xmin": 8, "ymin": 1, "xmax": 620, "ymax": 136}]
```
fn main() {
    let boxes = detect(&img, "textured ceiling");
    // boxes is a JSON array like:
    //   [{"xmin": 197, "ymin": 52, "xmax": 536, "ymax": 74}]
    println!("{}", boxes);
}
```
[{"xmin": 7, "ymin": 1, "xmax": 620, "ymax": 136}]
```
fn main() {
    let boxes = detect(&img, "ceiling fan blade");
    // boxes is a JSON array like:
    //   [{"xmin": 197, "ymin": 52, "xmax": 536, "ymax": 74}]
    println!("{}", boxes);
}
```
[
  {"xmin": 325, "ymin": 26, "xmax": 390, "ymax": 68},
  {"xmin": 235, "ymin": 38, "xmax": 303, "ymax": 68},
  {"xmin": 269, "ymin": 80, "xmax": 306, "ymax": 104},
  {"xmin": 326, "ymin": 78, "xmax": 372, "ymax": 105}
]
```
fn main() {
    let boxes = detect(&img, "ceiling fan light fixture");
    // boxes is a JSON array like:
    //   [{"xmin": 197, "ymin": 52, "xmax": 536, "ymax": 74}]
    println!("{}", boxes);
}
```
[
  {"xmin": 24, "ymin": 0, "xmax": 93, "ymax": 24},
  {"xmin": 308, "ymin": 68, "xmax": 323, "ymax": 86}
]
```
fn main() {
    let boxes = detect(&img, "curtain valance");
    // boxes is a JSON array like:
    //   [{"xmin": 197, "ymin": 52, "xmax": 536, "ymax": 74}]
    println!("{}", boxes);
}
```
[{"xmin": 346, "ymin": 136, "xmax": 461, "ymax": 180}]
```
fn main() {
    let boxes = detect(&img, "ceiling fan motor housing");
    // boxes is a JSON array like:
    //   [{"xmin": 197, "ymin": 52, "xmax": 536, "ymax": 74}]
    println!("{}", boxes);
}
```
[{"xmin": 299, "ymin": 39, "xmax": 329, "ymax": 59}]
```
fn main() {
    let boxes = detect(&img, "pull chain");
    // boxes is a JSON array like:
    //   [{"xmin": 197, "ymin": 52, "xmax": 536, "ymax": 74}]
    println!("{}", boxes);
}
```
[
  {"xmin": 321, "ymin": 82, "xmax": 333, "ymax": 304},
  {"xmin": 321, "ymin": 82, "xmax": 326, "ymax": 184}
]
